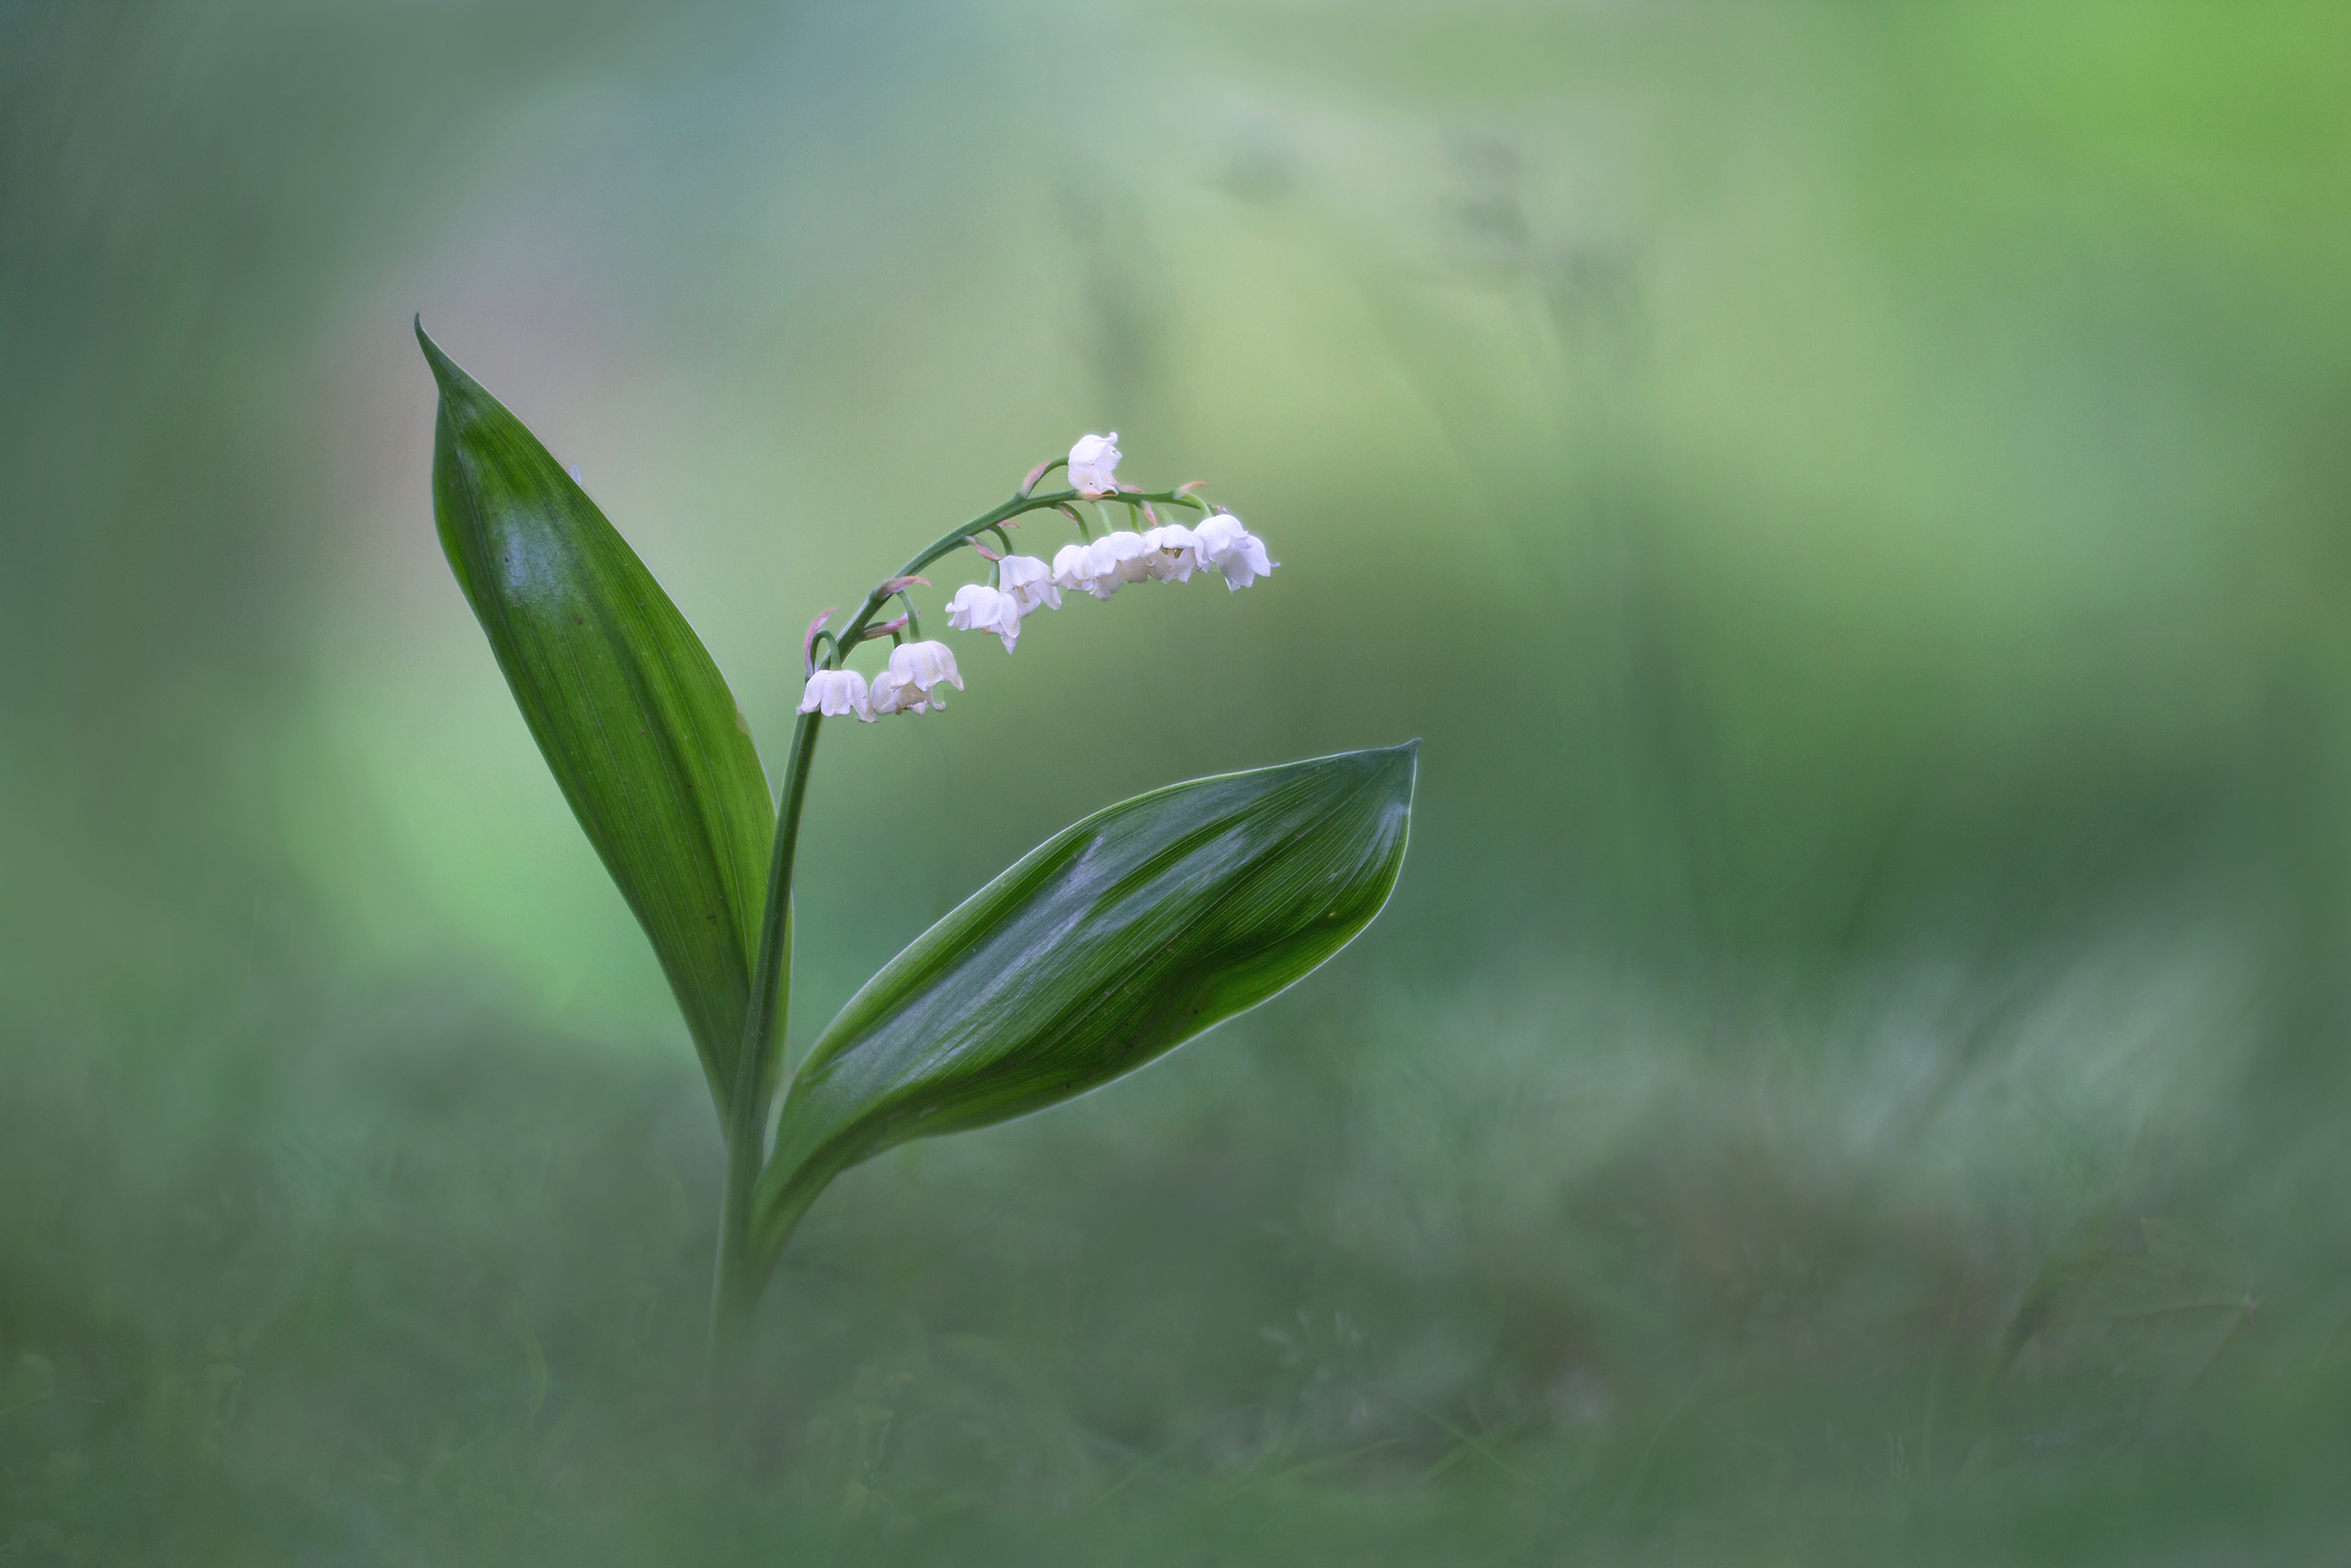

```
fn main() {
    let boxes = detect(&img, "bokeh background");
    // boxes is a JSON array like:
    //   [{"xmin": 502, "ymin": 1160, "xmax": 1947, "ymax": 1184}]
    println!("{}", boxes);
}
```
[{"xmin": 8, "ymin": 2, "xmax": 2351, "ymax": 1562}]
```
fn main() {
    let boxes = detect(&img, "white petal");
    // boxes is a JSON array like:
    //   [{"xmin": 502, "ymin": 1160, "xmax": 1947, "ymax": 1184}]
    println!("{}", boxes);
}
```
[
  {"xmin": 889, "ymin": 639, "xmax": 964, "ymax": 694},
  {"xmin": 1068, "ymin": 431, "xmax": 1122, "ymax": 496},
  {"xmin": 1141, "ymin": 524, "xmax": 1201, "ymax": 583},
  {"xmin": 869, "ymin": 670, "xmax": 913, "ymax": 715},
  {"xmin": 945, "ymin": 586, "xmax": 1020, "ymax": 650},
  {"xmin": 798, "ymin": 668, "xmax": 872, "ymax": 721},
  {"xmin": 1093, "ymin": 531, "xmax": 1152, "ymax": 586},
  {"xmin": 1051, "ymin": 542, "xmax": 1095, "ymax": 594},
  {"xmin": 1078, "ymin": 538, "xmax": 1127, "ymax": 599},
  {"xmin": 998, "ymin": 554, "xmax": 1060, "ymax": 614},
  {"xmin": 1194, "ymin": 512, "xmax": 1274, "ymax": 590},
  {"xmin": 1194, "ymin": 512, "xmax": 1246, "ymax": 556},
  {"xmin": 944, "ymin": 583, "xmax": 994, "ymax": 631},
  {"xmin": 985, "ymin": 592, "xmax": 1020, "ymax": 650}
]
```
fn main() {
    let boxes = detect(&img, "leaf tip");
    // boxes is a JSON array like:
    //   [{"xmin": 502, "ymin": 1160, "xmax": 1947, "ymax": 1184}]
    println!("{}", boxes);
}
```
[
  {"xmin": 413, "ymin": 316, "xmax": 469, "ymax": 400},
  {"xmin": 1357, "ymin": 739, "xmax": 1420, "ymax": 820}
]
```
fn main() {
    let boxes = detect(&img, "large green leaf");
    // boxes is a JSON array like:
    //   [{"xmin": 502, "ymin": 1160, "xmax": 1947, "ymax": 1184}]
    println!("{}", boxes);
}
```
[
  {"xmin": 417, "ymin": 321, "xmax": 774, "ymax": 1115},
  {"xmin": 752, "ymin": 743, "xmax": 1417, "ymax": 1262}
]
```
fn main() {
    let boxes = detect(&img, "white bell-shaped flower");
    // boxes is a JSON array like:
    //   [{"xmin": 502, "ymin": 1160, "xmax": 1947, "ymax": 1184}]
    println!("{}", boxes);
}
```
[
  {"xmin": 1068, "ymin": 432, "xmax": 1121, "ymax": 498},
  {"xmin": 891, "ymin": 639, "xmax": 963, "ymax": 696},
  {"xmin": 1140, "ymin": 523, "xmax": 1203, "ymax": 583},
  {"xmin": 1053, "ymin": 538, "xmax": 1129, "ymax": 600},
  {"xmin": 1194, "ymin": 511, "xmax": 1276, "ymax": 591},
  {"xmin": 997, "ymin": 554, "xmax": 1060, "ymax": 615},
  {"xmin": 868, "ymin": 669, "xmax": 929, "ymax": 715},
  {"xmin": 1093, "ymin": 530, "xmax": 1154, "ymax": 589},
  {"xmin": 945, "ymin": 583, "xmax": 1023, "ymax": 652},
  {"xmin": 870, "ymin": 639, "xmax": 964, "ymax": 715},
  {"xmin": 870, "ymin": 668, "xmax": 922, "ymax": 719},
  {"xmin": 798, "ymin": 668, "xmax": 874, "ymax": 722},
  {"xmin": 1051, "ymin": 541, "xmax": 1105, "ymax": 599}
]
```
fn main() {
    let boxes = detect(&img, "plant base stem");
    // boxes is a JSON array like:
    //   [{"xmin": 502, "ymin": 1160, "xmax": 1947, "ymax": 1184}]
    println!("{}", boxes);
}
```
[{"xmin": 708, "ymin": 709, "xmax": 823, "ymax": 1368}]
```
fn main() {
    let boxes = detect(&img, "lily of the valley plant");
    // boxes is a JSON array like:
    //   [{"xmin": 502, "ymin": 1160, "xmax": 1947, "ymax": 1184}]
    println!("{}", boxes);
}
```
[{"xmin": 416, "ymin": 322, "xmax": 1415, "ymax": 1355}]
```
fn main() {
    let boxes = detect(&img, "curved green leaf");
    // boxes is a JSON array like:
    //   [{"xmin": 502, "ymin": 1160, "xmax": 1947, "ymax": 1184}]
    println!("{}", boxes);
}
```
[
  {"xmin": 752, "ymin": 742, "xmax": 1417, "ymax": 1262},
  {"xmin": 417, "ymin": 320, "xmax": 773, "ymax": 1115}
]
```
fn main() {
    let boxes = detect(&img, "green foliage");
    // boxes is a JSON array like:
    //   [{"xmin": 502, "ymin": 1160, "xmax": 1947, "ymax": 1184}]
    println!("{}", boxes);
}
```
[
  {"xmin": 755, "ymin": 744, "xmax": 1417, "ymax": 1266},
  {"xmin": 418, "ymin": 322, "xmax": 774, "ymax": 1118}
]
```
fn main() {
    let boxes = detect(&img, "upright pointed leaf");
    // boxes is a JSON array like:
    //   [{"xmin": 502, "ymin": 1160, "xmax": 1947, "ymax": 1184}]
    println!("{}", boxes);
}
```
[
  {"xmin": 418, "ymin": 321, "xmax": 773, "ymax": 1114},
  {"xmin": 753, "ymin": 743, "xmax": 1416, "ymax": 1262}
]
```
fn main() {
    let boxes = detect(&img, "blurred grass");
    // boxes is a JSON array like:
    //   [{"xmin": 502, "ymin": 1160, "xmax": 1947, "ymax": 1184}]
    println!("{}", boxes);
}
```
[{"xmin": 7, "ymin": 0, "xmax": 2351, "ymax": 1561}]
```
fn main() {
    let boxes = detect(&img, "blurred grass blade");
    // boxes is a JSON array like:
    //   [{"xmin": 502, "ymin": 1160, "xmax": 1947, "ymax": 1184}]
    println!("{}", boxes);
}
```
[
  {"xmin": 417, "ymin": 320, "xmax": 774, "ymax": 1116},
  {"xmin": 752, "ymin": 743, "xmax": 1417, "ymax": 1262}
]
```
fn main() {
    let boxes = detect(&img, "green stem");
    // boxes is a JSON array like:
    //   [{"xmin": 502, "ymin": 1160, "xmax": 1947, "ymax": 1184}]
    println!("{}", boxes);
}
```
[
  {"xmin": 709, "ymin": 706, "xmax": 822, "ymax": 1361},
  {"xmin": 706, "ymin": 478, "xmax": 1210, "ymax": 1353},
  {"xmin": 831, "ymin": 494, "xmax": 1052, "ymax": 651}
]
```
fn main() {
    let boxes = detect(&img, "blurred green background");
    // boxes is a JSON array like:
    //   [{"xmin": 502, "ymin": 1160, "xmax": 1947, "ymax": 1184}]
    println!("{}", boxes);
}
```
[{"xmin": 7, "ymin": 1, "xmax": 2351, "ymax": 1562}]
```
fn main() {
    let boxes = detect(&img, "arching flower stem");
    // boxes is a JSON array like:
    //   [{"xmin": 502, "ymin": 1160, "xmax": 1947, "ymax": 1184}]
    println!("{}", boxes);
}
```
[
  {"xmin": 826, "ymin": 487, "xmax": 1195, "ymax": 666},
  {"xmin": 710, "ymin": 475, "xmax": 1205, "ymax": 1356}
]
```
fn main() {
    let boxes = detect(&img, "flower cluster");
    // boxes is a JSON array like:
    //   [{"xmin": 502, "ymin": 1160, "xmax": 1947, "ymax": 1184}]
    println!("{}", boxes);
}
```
[
  {"xmin": 799, "ymin": 432, "xmax": 1277, "ymax": 722},
  {"xmin": 799, "ymin": 640, "xmax": 964, "ymax": 723},
  {"xmin": 1038, "ymin": 431, "xmax": 1274, "ymax": 611},
  {"xmin": 1042, "ymin": 507, "xmax": 1271, "ymax": 601}
]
